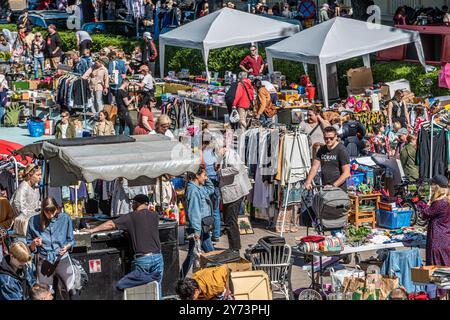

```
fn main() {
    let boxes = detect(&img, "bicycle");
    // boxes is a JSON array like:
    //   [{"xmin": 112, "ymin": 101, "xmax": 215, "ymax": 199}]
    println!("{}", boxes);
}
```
[{"xmin": 378, "ymin": 177, "xmax": 428, "ymax": 227}]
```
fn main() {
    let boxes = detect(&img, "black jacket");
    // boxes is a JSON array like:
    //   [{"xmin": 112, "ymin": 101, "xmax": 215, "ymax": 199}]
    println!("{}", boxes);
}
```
[{"xmin": 46, "ymin": 32, "xmax": 62, "ymax": 58}]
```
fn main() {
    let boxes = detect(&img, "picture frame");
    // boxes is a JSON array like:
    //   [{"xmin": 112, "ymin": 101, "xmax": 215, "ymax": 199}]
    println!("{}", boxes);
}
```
[{"xmin": 238, "ymin": 216, "xmax": 254, "ymax": 235}]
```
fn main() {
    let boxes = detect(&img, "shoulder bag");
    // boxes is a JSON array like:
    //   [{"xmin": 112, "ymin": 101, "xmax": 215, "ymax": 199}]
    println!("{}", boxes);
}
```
[{"xmin": 201, "ymin": 197, "xmax": 214, "ymax": 234}]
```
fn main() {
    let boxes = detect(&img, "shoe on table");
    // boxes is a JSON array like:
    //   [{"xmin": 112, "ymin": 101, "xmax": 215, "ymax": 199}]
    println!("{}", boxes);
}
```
[{"xmin": 211, "ymin": 236, "xmax": 220, "ymax": 242}]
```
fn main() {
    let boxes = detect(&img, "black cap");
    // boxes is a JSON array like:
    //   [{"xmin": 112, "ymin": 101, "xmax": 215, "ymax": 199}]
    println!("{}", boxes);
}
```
[
  {"xmin": 430, "ymin": 175, "xmax": 449, "ymax": 188},
  {"xmin": 132, "ymin": 194, "xmax": 150, "ymax": 204}
]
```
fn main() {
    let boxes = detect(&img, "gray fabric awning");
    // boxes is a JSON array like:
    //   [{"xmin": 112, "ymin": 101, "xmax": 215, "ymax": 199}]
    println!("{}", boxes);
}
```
[{"xmin": 42, "ymin": 135, "xmax": 200, "ymax": 186}]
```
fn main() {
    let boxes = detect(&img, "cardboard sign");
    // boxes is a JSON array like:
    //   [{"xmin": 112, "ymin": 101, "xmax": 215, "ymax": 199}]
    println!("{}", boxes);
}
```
[
  {"xmin": 89, "ymin": 259, "xmax": 102, "ymax": 273},
  {"xmin": 9, "ymin": 0, "xmax": 27, "ymax": 10}
]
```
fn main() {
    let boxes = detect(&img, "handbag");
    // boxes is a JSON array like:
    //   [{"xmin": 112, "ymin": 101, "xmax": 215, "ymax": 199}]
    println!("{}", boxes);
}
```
[
  {"xmin": 109, "ymin": 61, "xmax": 119, "ymax": 85},
  {"xmin": 201, "ymin": 195, "xmax": 215, "ymax": 234},
  {"xmin": 201, "ymin": 215, "xmax": 215, "ymax": 234},
  {"xmin": 229, "ymin": 108, "xmax": 240, "ymax": 124}
]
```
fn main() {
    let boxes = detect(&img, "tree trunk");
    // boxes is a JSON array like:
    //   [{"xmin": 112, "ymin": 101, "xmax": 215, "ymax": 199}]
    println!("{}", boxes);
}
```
[{"xmin": 351, "ymin": 0, "xmax": 374, "ymax": 21}]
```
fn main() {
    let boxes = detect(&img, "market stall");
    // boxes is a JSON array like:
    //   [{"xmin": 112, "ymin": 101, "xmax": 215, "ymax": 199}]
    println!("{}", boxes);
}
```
[
  {"xmin": 28, "ymin": 134, "xmax": 201, "ymax": 298},
  {"xmin": 266, "ymin": 17, "xmax": 427, "ymax": 108},
  {"xmin": 159, "ymin": 7, "xmax": 300, "ymax": 81}
]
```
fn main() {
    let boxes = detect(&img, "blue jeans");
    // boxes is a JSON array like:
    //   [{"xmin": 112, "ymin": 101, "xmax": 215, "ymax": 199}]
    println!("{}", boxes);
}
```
[
  {"xmin": 33, "ymin": 57, "xmax": 44, "ymax": 79},
  {"xmin": 181, "ymin": 231, "xmax": 214, "ymax": 278},
  {"xmin": 131, "ymin": 253, "xmax": 164, "ymax": 299},
  {"xmin": 0, "ymin": 106, "xmax": 5, "ymax": 125},
  {"xmin": 210, "ymin": 180, "xmax": 221, "ymax": 238}
]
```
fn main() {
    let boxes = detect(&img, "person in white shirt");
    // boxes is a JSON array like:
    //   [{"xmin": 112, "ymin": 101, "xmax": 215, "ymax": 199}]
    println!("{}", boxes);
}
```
[
  {"xmin": 150, "ymin": 114, "xmax": 175, "ymax": 139},
  {"xmin": 76, "ymin": 30, "xmax": 93, "ymax": 55},
  {"xmin": 136, "ymin": 65, "xmax": 154, "ymax": 109}
]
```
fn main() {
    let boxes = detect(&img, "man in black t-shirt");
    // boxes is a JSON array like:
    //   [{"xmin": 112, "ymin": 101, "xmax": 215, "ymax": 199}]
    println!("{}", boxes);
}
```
[
  {"xmin": 84, "ymin": 194, "xmax": 163, "ymax": 294},
  {"xmin": 305, "ymin": 126, "xmax": 351, "ymax": 191}
]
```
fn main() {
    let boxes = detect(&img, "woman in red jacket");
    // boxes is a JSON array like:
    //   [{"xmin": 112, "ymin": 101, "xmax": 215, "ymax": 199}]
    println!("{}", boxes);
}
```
[{"xmin": 232, "ymin": 72, "xmax": 254, "ymax": 130}]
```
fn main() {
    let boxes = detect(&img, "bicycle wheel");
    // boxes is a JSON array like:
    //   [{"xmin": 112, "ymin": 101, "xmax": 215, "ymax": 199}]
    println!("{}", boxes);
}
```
[
  {"xmin": 400, "ymin": 200, "xmax": 417, "ymax": 226},
  {"xmin": 297, "ymin": 288, "xmax": 323, "ymax": 300}
]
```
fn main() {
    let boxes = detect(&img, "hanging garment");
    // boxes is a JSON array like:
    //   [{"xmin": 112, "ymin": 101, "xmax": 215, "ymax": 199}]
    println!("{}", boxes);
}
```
[
  {"xmin": 281, "ymin": 181, "xmax": 304, "ymax": 206},
  {"xmin": 416, "ymin": 128, "xmax": 448, "ymax": 178},
  {"xmin": 0, "ymin": 170, "xmax": 16, "ymax": 199},
  {"xmin": 282, "ymin": 133, "xmax": 311, "ymax": 186},
  {"xmin": 110, "ymin": 179, "xmax": 148, "ymax": 216},
  {"xmin": 252, "ymin": 166, "xmax": 274, "ymax": 209},
  {"xmin": 381, "ymin": 248, "xmax": 423, "ymax": 293}
]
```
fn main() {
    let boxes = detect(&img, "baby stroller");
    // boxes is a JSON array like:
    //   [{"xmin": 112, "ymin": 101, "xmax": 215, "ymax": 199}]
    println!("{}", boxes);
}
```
[{"xmin": 300, "ymin": 185, "xmax": 350, "ymax": 236}]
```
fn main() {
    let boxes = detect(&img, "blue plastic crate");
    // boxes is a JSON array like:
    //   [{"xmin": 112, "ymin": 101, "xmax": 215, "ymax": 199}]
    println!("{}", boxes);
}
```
[
  {"xmin": 347, "ymin": 172, "xmax": 365, "ymax": 188},
  {"xmin": 376, "ymin": 209, "xmax": 412, "ymax": 229}
]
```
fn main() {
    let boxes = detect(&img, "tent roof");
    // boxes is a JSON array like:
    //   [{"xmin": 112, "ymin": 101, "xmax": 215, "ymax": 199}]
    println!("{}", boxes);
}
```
[
  {"xmin": 42, "ymin": 135, "xmax": 200, "ymax": 186},
  {"xmin": 159, "ymin": 7, "xmax": 299, "ymax": 50},
  {"xmin": 266, "ymin": 17, "xmax": 421, "ymax": 65}
]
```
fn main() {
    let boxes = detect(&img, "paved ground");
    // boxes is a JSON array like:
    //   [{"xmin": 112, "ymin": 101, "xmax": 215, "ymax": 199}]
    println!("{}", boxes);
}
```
[{"xmin": 178, "ymin": 220, "xmax": 426, "ymax": 299}]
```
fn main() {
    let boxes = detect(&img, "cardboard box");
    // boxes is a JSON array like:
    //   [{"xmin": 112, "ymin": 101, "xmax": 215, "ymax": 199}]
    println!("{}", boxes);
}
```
[
  {"xmin": 280, "ymin": 90, "xmax": 299, "ymax": 101},
  {"xmin": 383, "ymin": 79, "xmax": 411, "ymax": 99},
  {"xmin": 346, "ymin": 86, "xmax": 372, "ymax": 96},
  {"xmin": 28, "ymin": 80, "xmax": 40, "ymax": 90},
  {"xmin": 411, "ymin": 266, "xmax": 443, "ymax": 283},
  {"xmin": 379, "ymin": 202, "xmax": 397, "ymax": 212},
  {"xmin": 226, "ymin": 258, "xmax": 252, "ymax": 273},
  {"xmin": 347, "ymin": 67, "xmax": 373, "ymax": 89}
]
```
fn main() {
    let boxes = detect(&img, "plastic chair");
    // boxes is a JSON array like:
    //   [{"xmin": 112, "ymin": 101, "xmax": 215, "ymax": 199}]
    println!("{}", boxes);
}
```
[
  {"xmin": 123, "ymin": 281, "xmax": 160, "ymax": 300},
  {"xmin": 245, "ymin": 242, "xmax": 293, "ymax": 300}
]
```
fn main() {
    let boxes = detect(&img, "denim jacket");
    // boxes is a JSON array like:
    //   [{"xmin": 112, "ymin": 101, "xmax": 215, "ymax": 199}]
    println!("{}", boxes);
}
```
[
  {"xmin": 0, "ymin": 256, "xmax": 35, "ymax": 300},
  {"xmin": 26, "ymin": 212, "xmax": 75, "ymax": 264},
  {"xmin": 186, "ymin": 179, "xmax": 214, "ymax": 236}
]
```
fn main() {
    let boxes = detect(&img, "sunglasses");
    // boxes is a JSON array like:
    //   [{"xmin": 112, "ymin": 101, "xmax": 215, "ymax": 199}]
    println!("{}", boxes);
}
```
[{"xmin": 324, "ymin": 136, "xmax": 336, "ymax": 141}]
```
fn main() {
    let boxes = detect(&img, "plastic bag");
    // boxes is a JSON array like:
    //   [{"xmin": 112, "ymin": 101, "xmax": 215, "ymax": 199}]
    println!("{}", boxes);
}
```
[
  {"xmin": 72, "ymin": 258, "xmax": 88, "ymax": 290},
  {"xmin": 330, "ymin": 266, "xmax": 365, "ymax": 291}
]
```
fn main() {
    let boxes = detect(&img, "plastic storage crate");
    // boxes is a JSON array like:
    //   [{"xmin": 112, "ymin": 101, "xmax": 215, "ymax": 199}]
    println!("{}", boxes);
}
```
[
  {"xmin": 347, "ymin": 172, "xmax": 365, "ymax": 188},
  {"xmin": 376, "ymin": 209, "xmax": 412, "ymax": 229}
]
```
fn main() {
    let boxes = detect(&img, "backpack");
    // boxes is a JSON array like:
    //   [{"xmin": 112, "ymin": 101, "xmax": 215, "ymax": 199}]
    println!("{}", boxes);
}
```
[
  {"xmin": 225, "ymin": 82, "xmax": 239, "ymax": 114},
  {"xmin": 312, "ymin": 187, "xmax": 350, "ymax": 229}
]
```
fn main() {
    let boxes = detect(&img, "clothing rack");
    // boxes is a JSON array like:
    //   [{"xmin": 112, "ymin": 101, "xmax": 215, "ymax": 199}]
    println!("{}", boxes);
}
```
[
  {"xmin": 0, "ymin": 154, "xmax": 23, "ymax": 188},
  {"xmin": 429, "ymin": 109, "xmax": 450, "ymax": 199},
  {"xmin": 59, "ymin": 71, "xmax": 89, "ymax": 128},
  {"xmin": 279, "ymin": 126, "xmax": 310, "ymax": 237}
]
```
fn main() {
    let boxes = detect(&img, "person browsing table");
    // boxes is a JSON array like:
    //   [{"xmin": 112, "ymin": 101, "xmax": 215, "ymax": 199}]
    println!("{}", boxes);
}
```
[{"xmin": 83, "ymin": 194, "xmax": 164, "ymax": 294}]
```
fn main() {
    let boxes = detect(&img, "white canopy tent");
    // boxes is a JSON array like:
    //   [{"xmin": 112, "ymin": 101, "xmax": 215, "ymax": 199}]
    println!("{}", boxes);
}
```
[
  {"xmin": 158, "ymin": 7, "xmax": 299, "ymax": 80},
  {"xmin": 266, "ymin": 17, "xmax": 427, "ymax": 108}
]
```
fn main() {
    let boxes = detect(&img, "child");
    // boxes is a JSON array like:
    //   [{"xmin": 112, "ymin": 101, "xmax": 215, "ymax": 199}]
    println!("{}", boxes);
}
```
[{"xmin": 30, "ymin": 283, "xmax": 53, "ymax": 300}]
